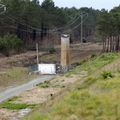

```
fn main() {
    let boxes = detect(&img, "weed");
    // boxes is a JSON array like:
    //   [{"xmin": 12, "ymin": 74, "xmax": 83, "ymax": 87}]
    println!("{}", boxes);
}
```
[
  {"xmin": 77, "ymin": 77, "xmax": 97, "ymax": 90},
  {"xmin": 91, "ymin": 54, "xmax": 97, "ymax": 59},
  {"xmin": 0, "ymin": 101, "xmax": 36, "ymax": 110},
  {"xmin": 101, "ymin": 71, "xmax": 113, "ymax": 79},
  {"xmin": 48, "ymin": 47, "xmax": 56, "ymax": 54},
  {"xmin": 37, "ymin": 81, "xmax": 50, "ymax": 88}
]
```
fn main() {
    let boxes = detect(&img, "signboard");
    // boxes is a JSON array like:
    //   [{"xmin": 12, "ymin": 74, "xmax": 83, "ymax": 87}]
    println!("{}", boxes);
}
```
[{"xmin": 38, "ymin": 64, "xmax": 56, "ymax": 75}]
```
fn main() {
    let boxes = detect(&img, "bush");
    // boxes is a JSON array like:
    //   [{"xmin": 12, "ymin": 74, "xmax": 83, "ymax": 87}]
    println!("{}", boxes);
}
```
[
  {"xmin": 47, "ymin": 45, "xmax": 56, "ymax": 54},
  {"xmin": 48, "ymin": 47, "xmax": 56, "ymax": 54},
  {"xmin": 101, "ymin": 71, "xmax": 113, "ymax": 79},
  {"xmin": 0, "ymin": 34, "xmax": 23, "ymax": 56}
]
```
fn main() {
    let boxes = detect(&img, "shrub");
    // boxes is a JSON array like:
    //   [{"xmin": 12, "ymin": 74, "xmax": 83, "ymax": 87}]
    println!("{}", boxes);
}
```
[
  {"xmin": 49, "ymin": 48, "xmax": 56, "ymax": 54},
  {"xmin": 37, "ymin": 81, "xmax": 50, "ymax": 88},
  {"xmin": 91, "ymin": 54, "xmax": 97, "ymax": 59},
  {"xmin": 47, "ymin": 47, "xmax": 56, "ymax": 54},
  {"xmin": 0, "ymin": 34, "xmax": 23, "ymax": 56},
  {"xmin": 101, "ymin": 71, "xmax": 113, "ymax": 79}
]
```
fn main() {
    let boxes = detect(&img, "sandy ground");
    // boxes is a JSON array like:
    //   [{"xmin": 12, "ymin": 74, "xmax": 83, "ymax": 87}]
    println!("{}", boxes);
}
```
[{"xmin": 0, "ymin": 109, "xmax": 18, "ymax": 120}]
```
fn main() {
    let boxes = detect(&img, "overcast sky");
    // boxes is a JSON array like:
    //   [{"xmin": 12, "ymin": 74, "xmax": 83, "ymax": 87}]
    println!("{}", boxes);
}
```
[{"xmin": 39, "ymin": 0, "xmax": 120, "ymax": 10}]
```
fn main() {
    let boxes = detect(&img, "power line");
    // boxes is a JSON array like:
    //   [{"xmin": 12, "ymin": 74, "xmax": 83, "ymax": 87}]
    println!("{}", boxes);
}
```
[
  {"xmin": 0, "ymin": 5, "xmax": 88, "ymax": 38},
  {"xmin": 68, "ymin": 13, "xmax": 88, "ymax": 33},
  {"xmin": 3, "ymin": 11, "xmax": 83, "ymax": 34}
]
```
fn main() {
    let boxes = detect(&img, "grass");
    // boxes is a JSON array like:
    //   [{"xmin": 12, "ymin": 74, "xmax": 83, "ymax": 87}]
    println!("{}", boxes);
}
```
[
  {"xmin": 0, "ymin": 67, "xmax": 38, "ymax": 91},
  {"xmin": 23, "ymin": 52, "xmax": 120, "ymax": 120},
  {"xmin": 0, "ymin": 102, "xmax": 35, "ymax": 110},
  {"xmin": 37, "ymin": 79, "xmax": 66, "ymax": 88},
  {"xmin": 0, "ymin": 97, "xmax": 36, "ymax": 110},
  {"xmin": 101, "ymin": 71, "xmax": 114, "ymax": 79},
  {"xmin": 65, "ymin": 52, "xmax": 119, "ymax": 77},
  {"xmin": 37, "ymin": 81, "xmax": 51, "ymax": 88},
  {"xmin": 0, "ymin": 67, "xmax": 28, "ymax": 83}
]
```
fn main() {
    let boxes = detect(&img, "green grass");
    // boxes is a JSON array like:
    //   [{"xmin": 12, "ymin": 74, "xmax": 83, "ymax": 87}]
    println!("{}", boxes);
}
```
[
  {"xmin": 23, "ymin": 52, "xmax": 120, "ymax": 120},
  {"xmin": 0, "ymin": 97, "xmax": 36, "ymax": 110},
  {"xmin": 37, "ymin": 81, "xmax": 50, "ymax": 88},
  {"xmin": 65, "ymin": 52, "xmax": 119, "ymax": 77},
  {"xmin": 101, "ymin": 71, "xmax": 114, "ymax": 79},
  {"xmin": 0, "ymin": 102, "xmax": 35, "ymax": 110}
]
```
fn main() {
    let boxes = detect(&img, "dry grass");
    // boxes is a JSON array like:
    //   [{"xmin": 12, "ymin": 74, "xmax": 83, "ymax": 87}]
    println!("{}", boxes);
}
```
[{"xmin": 0, "ymin": 67, "xmax": 38, "ymax": 92}]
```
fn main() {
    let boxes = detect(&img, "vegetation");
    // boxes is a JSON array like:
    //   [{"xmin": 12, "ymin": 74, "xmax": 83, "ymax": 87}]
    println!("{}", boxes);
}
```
[
  {"xmin": 23, "ymin": 52, "xmax": 120, "ymax": 120},
  {"xmin": 47, "ymin": 47, "xmax": 56, "ymax": 54},
  {"xmin": 0, "ymin": 0, "xmax": 100, "ymax": 49},
  {"xmin": 65, "ymin": 52, "xmax": 119, "ymax": 76},
  {"xmin": 0, "ymin": 98, "xmax": 36, "ymax": 110},
  {"xmin": 101, "ymin": 71, "xmax": 114, "ymax": 79},
  {"xmin": 0, "ymin": 67, "xmax": 38, "ymax": 90},
  {"xmin": 0, "ymin": 0, "xmax": 120, "ymax": 53},
  {"xmin": 37, "ymin": 81, "xmax": 50, "ymax": 88},
  {"xmin": 0, "ymin": 34, "xmax": 23, "ymax": 56},
  {"xmin": 97, "ymin": 6, "xmax": 120, "ymax": 37}
]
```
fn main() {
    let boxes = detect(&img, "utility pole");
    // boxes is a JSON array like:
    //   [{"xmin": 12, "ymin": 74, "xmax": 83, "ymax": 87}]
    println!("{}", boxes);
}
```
[
  {"xmin": 80, "ymin": 12, "xmax": 88, "ymax": 43},
  {"xmin": 81, "ymin": 13, "xmax": 83, "ymax": 43}
]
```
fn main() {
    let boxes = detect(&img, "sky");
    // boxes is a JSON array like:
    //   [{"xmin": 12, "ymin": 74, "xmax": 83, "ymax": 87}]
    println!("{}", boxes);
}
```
[{"xmin": 39, "ymin": 0, "xmax": 120, "ymax": 10}]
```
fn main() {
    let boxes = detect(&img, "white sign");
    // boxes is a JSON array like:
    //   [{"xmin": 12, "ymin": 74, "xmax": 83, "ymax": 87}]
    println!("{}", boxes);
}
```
[{"xmin": 38, "ymin": 64, "xmax": 56, "ymax": 75}]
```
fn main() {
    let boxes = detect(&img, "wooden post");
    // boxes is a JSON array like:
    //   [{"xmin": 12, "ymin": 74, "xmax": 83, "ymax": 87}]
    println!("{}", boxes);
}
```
[{"xmin": 61, "ymin": 34, "xmax": 70, "ymax": 72}]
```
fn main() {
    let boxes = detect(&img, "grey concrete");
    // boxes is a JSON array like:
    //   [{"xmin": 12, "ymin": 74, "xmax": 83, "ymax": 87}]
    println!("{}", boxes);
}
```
[{"xmin": 0, "ymin": 75, "xmax": 54, "ymax": 103}]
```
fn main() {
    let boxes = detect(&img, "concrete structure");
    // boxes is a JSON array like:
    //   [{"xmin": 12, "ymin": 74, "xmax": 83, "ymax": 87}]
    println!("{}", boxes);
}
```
[{"xmin": 61, "ymin": 34, "xmax": 70, "ymax": 72}]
